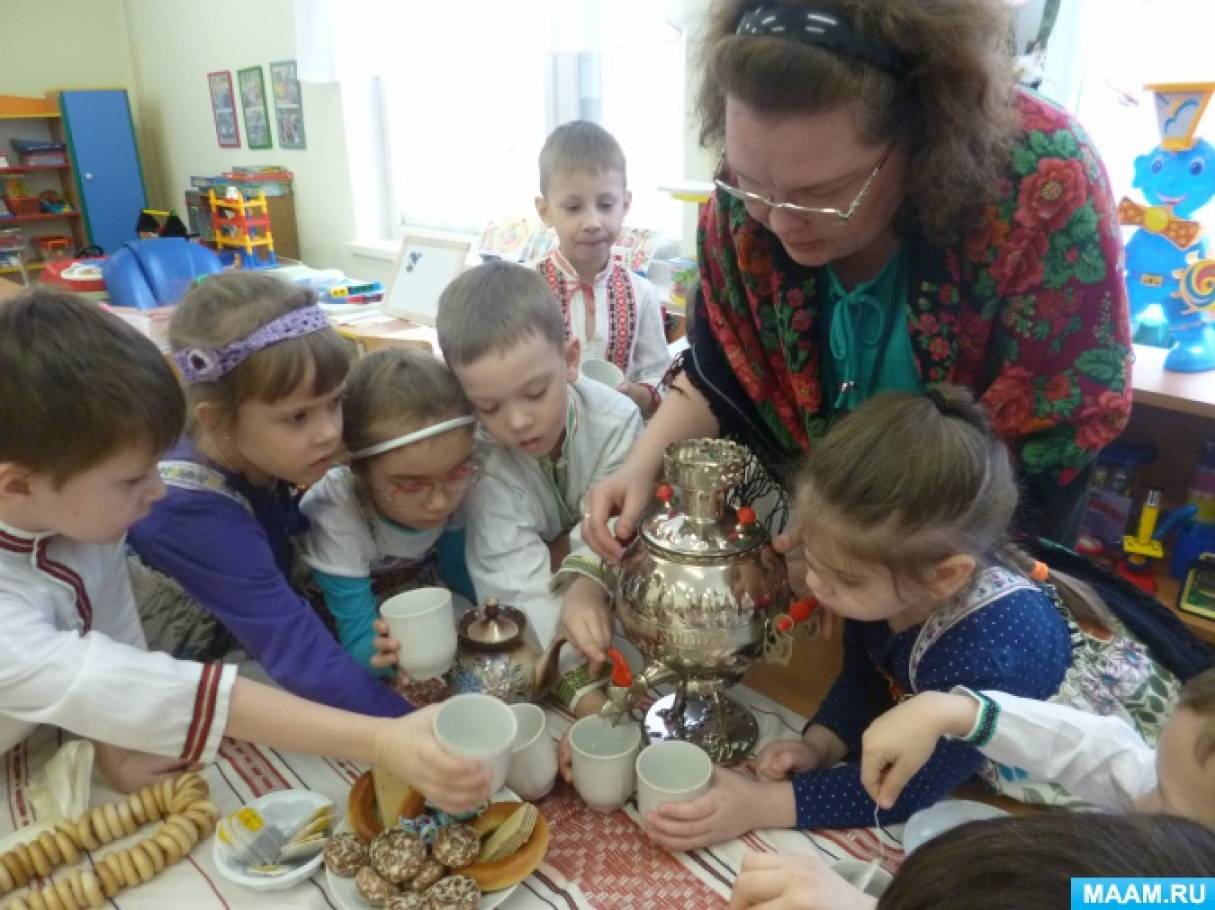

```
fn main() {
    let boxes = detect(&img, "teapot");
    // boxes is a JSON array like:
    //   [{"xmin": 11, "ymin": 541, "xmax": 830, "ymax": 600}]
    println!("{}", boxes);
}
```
[
  {"xmin": 601, "ymin": 438, "xmax": 816, "ymax": 763},
  {"xmin": 448, "ymin": 598, "xmax": 568, "ymax": 704}
]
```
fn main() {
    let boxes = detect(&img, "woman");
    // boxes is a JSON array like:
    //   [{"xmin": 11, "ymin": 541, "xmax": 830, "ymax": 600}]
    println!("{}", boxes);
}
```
[{"xmin": 583, "ymin": 0, "xmax": 1131, "ymax": 561}]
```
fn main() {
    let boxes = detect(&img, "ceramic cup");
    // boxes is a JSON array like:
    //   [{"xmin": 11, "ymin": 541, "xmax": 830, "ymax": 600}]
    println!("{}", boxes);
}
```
[
  {"xmin": 506, "ymin": 703, "xmax": 558, "ymax": 801},
  {"xmin": 831, "ymin": 859, "xmax": 894, "ymax": 898},
  {"xmin": 580, "ymin": 357, "xmax": 625, "ymax": 389},
  {"xmin": 635, "ymin": 740, "xmax": 713, "ymax": 820},
  {"xmin": 569, "ymin": 715, "xmax": 642, "ymax": 813},
  {"xmin": 433, "ymin": 693, "xmax": 517, "ymax": 793},
  {"xmin": 380, "ymin": 587, "xmax": 456, "ymax": 681}
]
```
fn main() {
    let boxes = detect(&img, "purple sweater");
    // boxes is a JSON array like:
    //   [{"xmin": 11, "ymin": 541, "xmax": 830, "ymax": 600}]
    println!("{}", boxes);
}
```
[{"xmin": 129, "ymin": 440, "xmax": 409, "ymax": 718}]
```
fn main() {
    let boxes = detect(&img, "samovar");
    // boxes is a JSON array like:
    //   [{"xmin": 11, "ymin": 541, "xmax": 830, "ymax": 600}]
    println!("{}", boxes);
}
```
[{"xmin": 601, "ymin": 438, "xmax": 816, "ymax": 764}]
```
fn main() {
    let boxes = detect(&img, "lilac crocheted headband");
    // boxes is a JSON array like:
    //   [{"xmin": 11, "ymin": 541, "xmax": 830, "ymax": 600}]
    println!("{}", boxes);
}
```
[{"xmin": 172, "ymin": 305, "xmax": 331, "ymax": 383}]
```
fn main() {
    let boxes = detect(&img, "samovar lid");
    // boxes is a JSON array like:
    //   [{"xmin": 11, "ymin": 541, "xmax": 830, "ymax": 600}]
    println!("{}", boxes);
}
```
[
  {"xmin": 639, "ymin": 438, "xmax": 767, "ymax": 557},
  {"xmin": 458, "ymin": 598, "xmax": 526, "ymax": 650}
]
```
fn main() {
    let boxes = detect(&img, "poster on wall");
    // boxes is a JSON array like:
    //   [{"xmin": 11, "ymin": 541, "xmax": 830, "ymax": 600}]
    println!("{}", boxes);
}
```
[
  {"xmin": 269, "ymin": 59, "xmax": 307, "ymax": 150},
  {"xmin": 207, "ymin": 70, "xmax": 241, "ymax": 149},
  {"xmin": 237, "ymin": 65, "xmax": 272, "ymax": 149}
]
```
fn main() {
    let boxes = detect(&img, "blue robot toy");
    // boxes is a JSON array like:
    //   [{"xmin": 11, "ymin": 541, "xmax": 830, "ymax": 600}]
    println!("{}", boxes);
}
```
[{"xmin": 1120, "ymin": 82, "xmax": 1215, "ymax": 371}]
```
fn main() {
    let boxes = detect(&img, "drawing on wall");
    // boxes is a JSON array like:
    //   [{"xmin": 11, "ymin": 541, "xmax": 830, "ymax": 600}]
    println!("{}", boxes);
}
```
[
  {"xmin": 207, "ymin": 70, "xmax": 241, "ymax": 149},
  {"xmin": 238, "ymin": 66, "xmax": 272, "ymax": 149},
  {"xmin": 269, "ymin": 59, "xmax": 307, "ymax": 150}
]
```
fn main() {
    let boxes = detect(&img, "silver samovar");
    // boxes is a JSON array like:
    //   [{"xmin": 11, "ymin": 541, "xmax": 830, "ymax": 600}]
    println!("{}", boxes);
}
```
[{"xmin": 601, "ymin": 438, "xmax": 816, "ymax": 764}]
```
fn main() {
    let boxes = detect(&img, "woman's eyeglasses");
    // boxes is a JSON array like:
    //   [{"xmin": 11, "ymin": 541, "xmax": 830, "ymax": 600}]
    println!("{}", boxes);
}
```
[
  {"xmin": 713, "ymin": 147, "xmax": 891, "ymax": 224},
  {"xmin": 377, "ymin": 460, "xmax": 481, "ymax": 502}
]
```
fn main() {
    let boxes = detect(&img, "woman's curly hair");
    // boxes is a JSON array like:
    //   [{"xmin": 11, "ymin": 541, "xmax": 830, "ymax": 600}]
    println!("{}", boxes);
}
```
[{"xmin": 696, "ymin": 0, "xmax": 1018, "ymax": 245}]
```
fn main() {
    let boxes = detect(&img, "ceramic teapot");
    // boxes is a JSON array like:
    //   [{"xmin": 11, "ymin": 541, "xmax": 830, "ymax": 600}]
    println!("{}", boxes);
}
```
[{"xmin": 449, "ymin": 598, "xmax": 567, "ymax": 704}]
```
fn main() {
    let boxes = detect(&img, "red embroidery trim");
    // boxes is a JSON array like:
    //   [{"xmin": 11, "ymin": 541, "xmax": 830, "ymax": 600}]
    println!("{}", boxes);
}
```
[
  {"xmin": 182, "ymin": 662, "xmax": 222, "ymax": 763},
  {"xmin": 540, "ymin": 254, "xmax": 637, "ymax": 373},
  {"xmin": 34, "ymin": 539, "xmax": 93, "ymax": 632}
]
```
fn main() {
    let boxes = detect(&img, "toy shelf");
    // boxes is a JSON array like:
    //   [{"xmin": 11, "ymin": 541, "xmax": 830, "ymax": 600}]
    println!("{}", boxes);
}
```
[
  {"xmin": 1131, "ymin": 343, "xmax": 1215, "ymax": 420},
  {"xmin": 0, "ymin": 211, "xmax": 80, "ymax": 224},
  {"xmin": 0, "ymin": 165, "xmax": 70, "ymax": 174}
]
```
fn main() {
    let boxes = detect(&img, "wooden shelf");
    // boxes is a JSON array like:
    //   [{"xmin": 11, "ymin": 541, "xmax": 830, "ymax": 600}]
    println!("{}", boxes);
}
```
[
  {"xmin": 0, "ymin": 165, "xmax": 69, "ymax": 174},
  {"xmin": 0, "ymin": 211, "xmax": 79, "ymax": 224},
  {"xmin": 1132, "ymin": 343, "xmax": 1215, "ymax": 420}
]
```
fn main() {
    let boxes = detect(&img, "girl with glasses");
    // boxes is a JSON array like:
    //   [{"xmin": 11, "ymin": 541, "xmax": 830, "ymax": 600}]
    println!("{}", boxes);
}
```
[
  {"xmin": 582, "ymin": 0, "xmax": 1132, "ymax": 566},
  {"xmin": 300, "ymin": 348, "xmax": 479, "ymax": 677}
]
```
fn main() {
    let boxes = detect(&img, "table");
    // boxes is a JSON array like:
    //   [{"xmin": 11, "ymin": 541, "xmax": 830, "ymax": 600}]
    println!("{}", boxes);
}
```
[{"xmin": 0, "ymin": 685, "xmax": 904, "ymax": 910}]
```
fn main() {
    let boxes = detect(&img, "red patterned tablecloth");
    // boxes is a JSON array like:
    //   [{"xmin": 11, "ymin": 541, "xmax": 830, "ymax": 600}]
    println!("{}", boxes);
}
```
[{"xmin": 0, "ymin": 685, "xmax": 903, "ymax": 909}]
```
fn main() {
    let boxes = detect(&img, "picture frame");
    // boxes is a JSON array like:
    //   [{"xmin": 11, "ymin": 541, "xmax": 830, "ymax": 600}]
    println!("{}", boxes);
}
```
[
  {"xmin": 381, "ymin": 235, "xmax": 472, "ymax": 325},
  {"xmin": 207, "ymin": 70, "xmax": 241, "ymax": 149},
  {"xmin": 237, "ymin": 65, "xmax": 272, "ymax": 150},
  {"xmin": 269, "ymin": 59, "xmax": 307, "ymax": 150}
]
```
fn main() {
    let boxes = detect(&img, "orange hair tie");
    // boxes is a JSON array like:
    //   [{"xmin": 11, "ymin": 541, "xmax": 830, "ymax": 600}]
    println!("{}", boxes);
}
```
[{"xmin": 1029, "ymin": 560, "xmax": 1049, "ymax": 582}]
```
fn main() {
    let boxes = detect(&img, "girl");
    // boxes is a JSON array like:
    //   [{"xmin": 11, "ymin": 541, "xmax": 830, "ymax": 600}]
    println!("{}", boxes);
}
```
[
  {"xmin": 299, "ymin": 348, "xmax": 478, "ymax": 675},
  {"xmin": 636, "ymin": 385, "xmax": 1192, "ymax": 850},
  {"xmin": 128, "ymin": 272, "xmax": 408, "ymax": 717}
]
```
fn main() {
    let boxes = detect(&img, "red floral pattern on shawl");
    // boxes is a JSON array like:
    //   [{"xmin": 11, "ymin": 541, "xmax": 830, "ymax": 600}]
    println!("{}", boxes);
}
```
[{"xmin": 696, "ymin": 91, "xmax": 1131, "ymax": 483}]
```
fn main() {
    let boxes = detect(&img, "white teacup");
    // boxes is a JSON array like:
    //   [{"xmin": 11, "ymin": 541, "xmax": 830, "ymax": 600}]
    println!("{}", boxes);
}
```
[
  {"xmin": 635, "ymin": 740, "xmax": 713, "ymax": 820},
  {"xmin": 506, "ymin": 703, "xmax": 557, "ymax": 801},
  {"xmin": 569, "ymin": 715, "xmax": 642, "ymax": 813},
  {"xmin": 380, "ymin": 587, "xmax": 456, "ymax": 681},
  {"xmin": 433, "ymin": 693, "xmax": 517, "ymax": 792},
  {"xmin": 580, "ymin": 357, "xmax": 625, "ymax": 389}
]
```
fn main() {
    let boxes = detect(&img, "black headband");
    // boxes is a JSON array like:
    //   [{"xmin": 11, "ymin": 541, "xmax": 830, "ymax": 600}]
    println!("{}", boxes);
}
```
[{"xmin": 735, "ymin": 5, "xmax": 911, "ymax": 79}]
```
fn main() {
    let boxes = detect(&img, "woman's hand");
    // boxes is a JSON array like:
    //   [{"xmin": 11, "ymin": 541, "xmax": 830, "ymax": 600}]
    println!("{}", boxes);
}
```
[
  {"xmin": 374, "ymin": 705, "xmax": 493, "ymax": 815},
  {"xmin": 860, "ymin": 691, "xmax": 977, "ymax": 809},
  {"xmin": 729, "ymin": 851, "xmax": 877, "ymax": 910},
  {"xmin": 92, "ymin": 741, "xmax": 199, "ymax": 794},
  {"xmin": 582, "ymin": 462, "xmax": 662, "ymax": 563},
  {"xmin": 641, "ymin": 767, "xmax": 795, "ymax": 852},
  {"xmin": 559, "ymin": 577, "xmax": 614, "ymax": 671}
]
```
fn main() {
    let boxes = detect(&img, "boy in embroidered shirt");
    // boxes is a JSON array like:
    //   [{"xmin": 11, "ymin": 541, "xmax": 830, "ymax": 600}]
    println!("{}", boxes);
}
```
[
  {"xmin": 0, "ymin": 289, "xmax": 492, "ymax": 809},
  {"xmin": 534, "ymin": 120, "xmax": 670, "ymax": 418},
  {"xmin": 434, "ymin": 261, "xmax": 641, "ymax": 711}
]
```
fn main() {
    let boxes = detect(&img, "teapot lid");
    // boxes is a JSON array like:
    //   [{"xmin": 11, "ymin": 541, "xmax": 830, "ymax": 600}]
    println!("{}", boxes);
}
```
[{"xmin": 458, "ymin": 598, "xmax": 526, "ymax": 649}]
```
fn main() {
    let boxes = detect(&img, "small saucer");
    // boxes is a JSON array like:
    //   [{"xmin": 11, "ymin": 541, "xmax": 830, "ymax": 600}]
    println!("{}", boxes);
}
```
[{"xmin": 212, "ymin": 789, "xmax": 333, "ymax": 892}]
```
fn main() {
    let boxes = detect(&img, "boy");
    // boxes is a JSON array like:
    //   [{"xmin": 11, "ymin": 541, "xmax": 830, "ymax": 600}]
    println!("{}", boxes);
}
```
[
  {"xmin": 436, "ymin": 261, "xmax": 641, "ymax": 712},
  {"xmin": 858, "ymin": 668, "xmax": 1215, "ymax": 829},
  {"xmin": 0, "ymin": 289, "xmax": 489, "ymax": 809},
  {"xmin": 534, "ymin": 120, "xmax": 670, "ymax": 419}
]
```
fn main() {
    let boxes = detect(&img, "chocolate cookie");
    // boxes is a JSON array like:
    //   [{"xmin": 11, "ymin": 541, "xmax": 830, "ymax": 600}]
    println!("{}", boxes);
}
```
[
  {"xmin": 323, "ymin": 832, "xmax": 367, "ymax": 877},
  {"xmin": 431, "ymin": 824, "xmax": 479, "ymax": 868},
  {"xmin": 370, "ymin": 828, "xmax": 427, "ymax": 883},
  {"xmin": 355, "ymin": 865, "xmax": 399, "ymax": 907},
  {"xmin": 410, "ymin": 857, "xmax": 447, "ymax": 892},
  {"xmin": 426, "ymin": 874, "xmax": 480, "ymax": 909},
  {"xmin": 385, "ymin": 893, "xmax": 429, "ymax": 910}
]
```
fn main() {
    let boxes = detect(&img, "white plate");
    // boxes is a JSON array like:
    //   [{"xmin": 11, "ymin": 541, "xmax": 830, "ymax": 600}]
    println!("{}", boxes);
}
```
[
  {"xmin": 212, "ymin": 790, "xmax": 334, "ymax": 892},
  {"xmin": 902, "ymin": 799, "xmax": 1009, "ymax": 854},
  {"xmin": 324, "ymin": 789, "xmax": 522, "ymax": 910}
]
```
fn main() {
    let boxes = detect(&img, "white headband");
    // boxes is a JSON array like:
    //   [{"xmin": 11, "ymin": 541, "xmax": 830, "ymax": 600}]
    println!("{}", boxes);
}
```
[{"xmin": 349, "ymin": 415, "xmax": 476, "ymax": 460}]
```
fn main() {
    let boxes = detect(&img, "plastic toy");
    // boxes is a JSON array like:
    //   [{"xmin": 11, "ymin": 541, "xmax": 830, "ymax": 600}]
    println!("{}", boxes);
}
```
[
  {"xmin": 1120, "ymin": 82, "xmax": 1215, "ymax": 372},
  {"xmin": 208, "ymin": 188, "xmax": 277, "ymax": 269}
]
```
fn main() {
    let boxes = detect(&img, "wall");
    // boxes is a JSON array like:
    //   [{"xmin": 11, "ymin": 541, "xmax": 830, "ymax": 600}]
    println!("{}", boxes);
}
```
[{"xmin": 121, "ymin": 0, "xmax": 360, "ymax": 273}]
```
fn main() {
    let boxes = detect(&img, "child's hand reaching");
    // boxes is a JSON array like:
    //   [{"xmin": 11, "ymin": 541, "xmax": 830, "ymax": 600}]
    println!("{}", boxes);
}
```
[
  {"xmin": 754, "ymin": 738, "xmax": 824, "ymax": 780},
  {"xmin": 559, "ymin": 577, "xmax": 613, "ymax": 671},
  {"xmin": 860, "ymin": 690, "xmax": 978, "ymax": 809},
  {"xmin": 729, "ymin": 851, "xmax": 876, "ymax": 910},
  {"xmin": 92, "ymin": 741, "xmax": 199, "ymax": 794},
  {"xmin": 370, "ymin": 618, "xmax": 403, "ymax": 674},
  {"xmin": 620, "ymin": 382, "xmax": 659, "ymax": 419},
  {"xmin": 373, "ymin": 705, "xmax": 493, "ymax": 814}
]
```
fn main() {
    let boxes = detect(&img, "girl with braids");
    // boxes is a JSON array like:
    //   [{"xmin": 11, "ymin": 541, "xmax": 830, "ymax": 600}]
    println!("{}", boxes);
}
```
[
  {"xmin": 584, "ymin": 0, "xmax": 1132, "ymax": 564},
  {"xmin": 640, "ymin": 387, "xmax": 1207, "ymax": 850}
]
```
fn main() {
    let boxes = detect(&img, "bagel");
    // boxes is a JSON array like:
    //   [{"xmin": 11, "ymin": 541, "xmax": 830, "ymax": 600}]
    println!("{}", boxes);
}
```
[
  {"xmin": 460, "ymin": 801, "xmax": 549, "ymax": 892},
  {"xmin": 346, "ymin": 771, "xmax": 426, "ymax": 843}
]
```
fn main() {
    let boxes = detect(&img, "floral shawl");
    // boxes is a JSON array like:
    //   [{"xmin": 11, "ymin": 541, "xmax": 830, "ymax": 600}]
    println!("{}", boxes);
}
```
[{"xmin": 688, "ymin": 90, "xmax": 1132, "ymax": 494}]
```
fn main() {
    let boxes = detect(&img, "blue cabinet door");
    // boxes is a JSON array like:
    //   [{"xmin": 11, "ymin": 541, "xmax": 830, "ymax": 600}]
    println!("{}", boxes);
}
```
[{"xmin": 60, "ymin": 90, "xmax": 147, "ymax": 254}]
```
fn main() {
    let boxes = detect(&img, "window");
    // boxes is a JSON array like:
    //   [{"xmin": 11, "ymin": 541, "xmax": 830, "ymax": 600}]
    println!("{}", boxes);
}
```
[{"xmin": 364, "ymin": 1, "xmax": 686, "ymax": 241}]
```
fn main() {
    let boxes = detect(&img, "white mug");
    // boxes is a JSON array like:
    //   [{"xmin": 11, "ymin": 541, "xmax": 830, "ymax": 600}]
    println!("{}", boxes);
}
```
[
  {"xmin": 580, "ymin": 357, "xmax": 625, "ymax": 389},
  {"xmin": 569, "ymin": 715, "xmax": 642, "ymax": 813},
  {"xmin": 635, "ymin": 740, "xmax": 713, "ymax": 820},
  {"xmin": 380, "ymin": 587, "xmax": 456, "ymax": 681},
  {"xmin": 506, "ymin": 703, "xmax": 557, "ymax": 801},
  {"xmin": 433, "ymin": 693, "xmax": 517, "ymax": 793}
]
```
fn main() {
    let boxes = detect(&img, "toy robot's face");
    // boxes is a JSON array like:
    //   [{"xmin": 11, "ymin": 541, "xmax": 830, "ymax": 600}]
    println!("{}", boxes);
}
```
[{"xmin": 1133, "ymin": 138, "xmax": 1215, "ymax": 217}]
